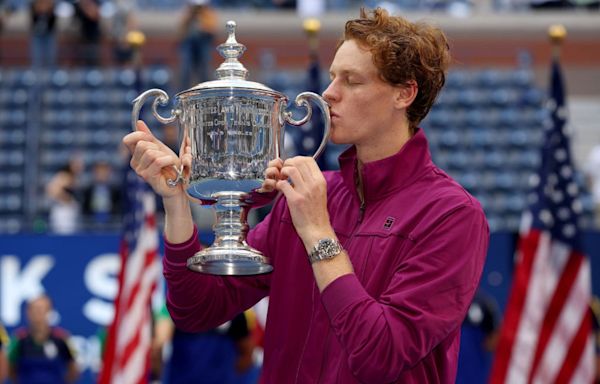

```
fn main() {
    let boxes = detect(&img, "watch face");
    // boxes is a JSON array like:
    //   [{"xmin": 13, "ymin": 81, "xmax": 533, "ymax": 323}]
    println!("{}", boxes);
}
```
[
  {"xmin": 311, "ymin": 238, "xmax": 342, "ymax": 262},
  {"xmin": 320, "ymin": 239, "xmax": 339, "ymax": 255}
]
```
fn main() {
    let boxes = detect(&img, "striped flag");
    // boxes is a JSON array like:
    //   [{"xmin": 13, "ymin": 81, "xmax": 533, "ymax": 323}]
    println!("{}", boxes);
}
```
[
  {"xmin": 489, "ymin": 59, "xmax": 594, "ymax": 383},
  {"xmin": 98, "ymin": 167, "xmax": 161, "ymax": 384}
]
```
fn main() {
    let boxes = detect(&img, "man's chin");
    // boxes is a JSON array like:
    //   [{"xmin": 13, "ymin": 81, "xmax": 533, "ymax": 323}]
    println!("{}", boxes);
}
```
[{"xmin": 330, "ymin": 136, "xmax": 349, "ymax": 146}]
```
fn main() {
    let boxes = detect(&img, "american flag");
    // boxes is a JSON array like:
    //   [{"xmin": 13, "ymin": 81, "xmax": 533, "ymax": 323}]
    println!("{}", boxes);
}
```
[
  {"xmin": 489, "ymin": 60, "xmax": 594, "ymax": 383},
  {"xmin": 98, "ymin": 167, "xmax": 161, "ymax": 384}
]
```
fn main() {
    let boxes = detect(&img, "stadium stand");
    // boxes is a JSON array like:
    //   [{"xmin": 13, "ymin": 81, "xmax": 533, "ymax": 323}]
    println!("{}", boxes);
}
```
[{"xmin": 0, "ymin": 63, "xmax": 593, "ymax": 233}]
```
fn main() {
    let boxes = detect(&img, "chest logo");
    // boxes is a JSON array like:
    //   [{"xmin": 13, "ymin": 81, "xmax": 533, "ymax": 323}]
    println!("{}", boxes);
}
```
[{"xmin": 383, "ymin": 216, "xmax": 395, "ymax": 230}]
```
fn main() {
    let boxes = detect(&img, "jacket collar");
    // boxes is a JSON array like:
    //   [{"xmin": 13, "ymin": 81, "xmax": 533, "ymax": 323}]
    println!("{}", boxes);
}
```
[{"xmin": 338, "ymin": 128, "xmax": 434, "ymax": 203}]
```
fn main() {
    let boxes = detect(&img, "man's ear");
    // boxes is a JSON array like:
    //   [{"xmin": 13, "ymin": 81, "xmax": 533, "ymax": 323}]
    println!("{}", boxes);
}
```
[{"xmin": 394, "ymin": 80, "xmax": 418, "ymax": 110}]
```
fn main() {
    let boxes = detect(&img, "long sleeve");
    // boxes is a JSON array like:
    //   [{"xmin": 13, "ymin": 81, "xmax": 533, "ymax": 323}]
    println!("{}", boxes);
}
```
[
  {"xmin": 163, "ymin": 223, "xmax": 272, "ymax": 332},
  {"xmin": 320, "ymin": 204, "xmax": 489, "ymax": 383}
]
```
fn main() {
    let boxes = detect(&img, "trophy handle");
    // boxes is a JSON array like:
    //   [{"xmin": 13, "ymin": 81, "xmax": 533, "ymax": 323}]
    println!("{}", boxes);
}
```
[
  {"xmin": 131, "ymin": 88, "xmax": 184, "ymax": 187},
  {"xmin": 283, "ymin": 91, "xmax": 331, "ymax": 160}
]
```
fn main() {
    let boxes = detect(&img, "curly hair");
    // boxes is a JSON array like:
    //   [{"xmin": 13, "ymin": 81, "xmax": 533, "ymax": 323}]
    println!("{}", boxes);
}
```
[{"xmin": 342, "ymin": 8, "xmax": 451, "ymax": 132}]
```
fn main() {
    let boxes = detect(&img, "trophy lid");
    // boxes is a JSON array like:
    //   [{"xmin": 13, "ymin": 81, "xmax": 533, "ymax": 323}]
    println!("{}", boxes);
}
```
[{"xmin": 178, "ymin": 21, "xmax": 279, "ymax": 96}]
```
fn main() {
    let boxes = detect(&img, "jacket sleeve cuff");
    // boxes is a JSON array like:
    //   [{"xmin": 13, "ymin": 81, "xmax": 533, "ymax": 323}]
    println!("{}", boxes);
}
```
[
  {"xmin": 321, "ymin": 273, "xmax": 369, "ymax": 319},
  {"xmin": 163, "ymin": 226, "xmax": 200, "ymax": 269}
]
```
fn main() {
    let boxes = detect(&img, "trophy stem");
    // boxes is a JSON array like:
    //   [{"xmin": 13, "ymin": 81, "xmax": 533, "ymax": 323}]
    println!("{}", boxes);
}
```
[{"xmin": 187, "ymin": 192, "xmax": 272, "ymax": 275}]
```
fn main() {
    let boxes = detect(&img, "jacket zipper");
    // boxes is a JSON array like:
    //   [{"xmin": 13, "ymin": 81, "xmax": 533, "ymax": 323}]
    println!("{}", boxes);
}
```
[{"xmin": 358, "ymin": 199, "xmax": 365, "ymax": 223}]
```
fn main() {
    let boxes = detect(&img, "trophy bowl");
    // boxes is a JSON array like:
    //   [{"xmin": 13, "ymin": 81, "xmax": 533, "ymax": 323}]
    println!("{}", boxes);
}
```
[{"xmin": 131, "ymin": 21, "xmax": 330, "ymax": 275}]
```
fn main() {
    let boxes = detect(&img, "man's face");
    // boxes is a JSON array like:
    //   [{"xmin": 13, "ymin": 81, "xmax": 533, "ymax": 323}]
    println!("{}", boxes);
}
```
[
  {"xmin": 27, "ymin": 296, "xmax": 51, "ymax": 330},
  {"xmin": 323, "ymin": 39, "xmax": 399, "ymax": 150}
]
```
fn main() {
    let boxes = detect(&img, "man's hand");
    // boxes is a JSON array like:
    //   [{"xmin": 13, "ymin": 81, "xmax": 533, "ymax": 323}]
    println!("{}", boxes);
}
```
[
  {"xmin": 274, "ymin": 156, "xmax": 336, "ymax": 249},
  {"xmin": 122, "ymin": 120, "xmax": 190, "ymax": 199},
  {"xmin": 260, "ymin": 158, "xmax": 284, "ymax": 193}
]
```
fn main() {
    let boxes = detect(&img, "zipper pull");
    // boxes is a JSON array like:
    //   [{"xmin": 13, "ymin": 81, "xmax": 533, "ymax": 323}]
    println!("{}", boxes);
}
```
[{"xmin": 358, "ymin": 201, "xmax": 365, "ymax": 223}]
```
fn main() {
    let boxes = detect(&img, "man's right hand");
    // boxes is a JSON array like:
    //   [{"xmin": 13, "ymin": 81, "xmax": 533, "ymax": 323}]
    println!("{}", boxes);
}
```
[
  {"xmin": 260, "ymin": 158, "xmax": 285, "ymax": 193},
  {"xmin": 122, "ymin": 120, "xmax": 190, "ymax": 199}
]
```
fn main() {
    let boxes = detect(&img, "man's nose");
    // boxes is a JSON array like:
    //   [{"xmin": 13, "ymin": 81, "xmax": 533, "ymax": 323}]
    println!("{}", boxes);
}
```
[{"xmin": 322, "ymin": 81, "xmax": 337, "ymax": 103}]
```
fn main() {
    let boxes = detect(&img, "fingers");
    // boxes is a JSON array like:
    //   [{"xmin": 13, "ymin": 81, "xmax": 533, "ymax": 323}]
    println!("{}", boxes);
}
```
[
  {"xmin": 136, "ymin": 120, "xmax": 152, "ymax": 134},
  {"xmin": 138, "ymin": 151, "xmax": 178, "ymax": 181},
  {"xmin": 130, "ymin": 139, "xmax": 179, "ymax": 181},
  {"xmin": 280, "ymin": 156, "xmax": 323, "ymax": 192},
  {"xmin": 259, "ymin": 158, "xmax": 283, "ymax": 193},
  {"xmin": 275, "ymin": 179, "xmax": 295, "ymax": 196},
  {"xmin": 267, "ymin": 158, "xmax": 283, "ymax": 169},
  {"xmin": 123, "ymin": 130, "xmax": 154, "ymax": 155},
  {"xmin": 259, "ymin": 178, "xmax": 278, "ymax": 193},
  {"xmin": 123, "ymin": 120, "xmax": 173, "ymax": 156}
]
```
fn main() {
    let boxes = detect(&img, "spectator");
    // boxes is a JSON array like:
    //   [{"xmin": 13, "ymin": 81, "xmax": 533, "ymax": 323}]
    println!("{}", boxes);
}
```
[
  {"xmin": 178, "ymin": 0, "xmax": 218, "ymax": 88},
  {"xmin": 7, "ymin": 295, "xmax": 79, "ymax": 383},
  {"xmin": 73, "ymin": 0, "xmax": 102, "ymax": 66},
  {"xmin": 45, "ymin": 155, "xmax": 84, "ymax": 234},
  {"xmin": 81, "ymin": 161, "xmax": 122, "ymax": 230},
  {"xmin": 585, "ymin": 144, "xmax": 600, "ymax": 229},
  {"xmin": 108, "ymin": 0, "xmax": 138, "ymax": 66},
  {"xmin": 0, "ymin": 322, "xmax": 8, "ymax": 382},
  {"xmin": 456, "ymin": 290, "xmax": 500, "ymax": 384},
  {"xmin": 151, "ymin": 303, "xmax": 259, "ymax": 384},
  {"xmin": 30, "ymin": 0, "xmax": 57, "ymax": 69}
]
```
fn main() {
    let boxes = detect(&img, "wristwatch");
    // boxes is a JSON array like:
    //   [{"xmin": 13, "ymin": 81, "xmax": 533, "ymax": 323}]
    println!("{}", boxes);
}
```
[{"xmin": 309, "ymin": 238, "xmax": 343, "ymax": 264}]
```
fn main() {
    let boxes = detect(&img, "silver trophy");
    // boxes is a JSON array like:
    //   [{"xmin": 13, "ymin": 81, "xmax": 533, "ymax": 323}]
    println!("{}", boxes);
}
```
[{"xmin": 131, "ymin": 21, "xmax": 330, "ymax": 275}]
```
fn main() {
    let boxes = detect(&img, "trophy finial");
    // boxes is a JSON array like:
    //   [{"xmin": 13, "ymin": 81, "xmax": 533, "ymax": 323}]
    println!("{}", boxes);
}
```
[
  {"xmin": 215, "ymin": 20, "xmax": 248, "ymax": 80},
  {"xmin": 226, "ymin": 21, "xmax": 237, "ymax": 42}
]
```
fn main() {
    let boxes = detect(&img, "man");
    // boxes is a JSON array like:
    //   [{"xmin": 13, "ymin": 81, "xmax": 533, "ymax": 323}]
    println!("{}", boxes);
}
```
[
  {"xmin": 8, "ymin": 295, "xmax": 79, "ymax": 383},
  {"xmin": 0, "ymin": 322, "xmax": 8, "ymax": 382},
  {"xmin": 124, "ymin": 8, "xmax": 489, "ymax": 383},
  {"xmin": 151, "ymin": 303, "xmax": 258, "ymax": 384}
]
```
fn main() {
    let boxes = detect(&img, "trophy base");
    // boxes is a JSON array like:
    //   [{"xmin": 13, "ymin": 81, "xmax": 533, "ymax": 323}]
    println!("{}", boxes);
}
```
[{"xmin": 187, "ymin": 245, "xmax": 273, "ymax": 276}]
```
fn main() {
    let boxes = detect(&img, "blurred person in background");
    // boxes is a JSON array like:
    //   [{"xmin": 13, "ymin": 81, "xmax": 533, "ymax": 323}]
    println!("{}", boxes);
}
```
[
  {"xmin": 151, "ymin": 303, "xmax": 258, "ymax": 384},
  {"xmin": 108, "ymin": 0, "xmax": 138, "ymax": 66},
  {"xmin": 7, "ymin": 294, "xmax": 79, "ymax": 384},
  {"xmin": 0, "ymin": 322, "xmax": 8, "ymax": 382},
  {"xmin": 45, "ymin": 155, "xmax": 84, "ymax": 234},
  {"xmin": 29, "ymin": 0, "xmax": 57, "ymax": 69},
  {"xmin": 81, "ymin": 161, "xmax": 122, "ymax": 230},
  {"xmin": 585, "ymin": 144, "xmax": 600, "ymax": 228},
  {"xmin": 124, "ymin": 8, "xmax": 489, "ymax": 383},
  {"xmin": 178, "ymin": 0, "xmax": 218, "ymax": 88},
  {"xmin": 0, "ymin": 0, "xmax": 15, "ymax": 32},
  {"xmin": 73, "ymin": 0, "xmax": 102, "ymax": 66},
  {"xmin": 456, "ymin": 290, "xmax": 499, "ymax": 384},
  {"xmin": 591, "ymin": 297, "xmax": 600, "ymax": 383}
]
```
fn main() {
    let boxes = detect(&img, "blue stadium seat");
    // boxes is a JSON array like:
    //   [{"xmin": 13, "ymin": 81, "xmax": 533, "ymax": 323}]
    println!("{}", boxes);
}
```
[
  {"xmin": 490, "ymin": 88, "xmax": 519, "ymax": 107},
  {"xmin": 148, "ymin": 67, "xmax": 172, "ymax": 88},
  {"xmin": 0, "ymin": 216, "xmax": 23, "ymax": 233},
  {"xmin": 455, "ymin": 171, "xmax": 479, "ymax": 192},
  {"xmin": 506, "ymin": 192, "xmax": 526, "ymax": 213},
  {"xmin": 50, "ymin": 69, "xmax": 71, "ymax": 88},
  {"xmin": 476, "ymin": 69, "xmax": 507, "ymax": 88},
  {"xmin": 495, "ymin": 171, "xmax": 519, "ymax": 190},
  {"xmin": 84, "ymin": 69, "xmax": 106, "ymax": 88},
  {"xmin": 521, "ymin": 88, "xmax": 545, "ymax": 107},
  {"xmin": 510, "ymin": 69, "xmax": 534, "ymax": 88},
  {"xmin": 439, "ymin": 129, "xmax": 461, "ymax": 149}
]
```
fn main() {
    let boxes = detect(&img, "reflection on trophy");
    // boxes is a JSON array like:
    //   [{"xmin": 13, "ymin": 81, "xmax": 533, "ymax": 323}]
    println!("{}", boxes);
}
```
[{"xmin": 131, "ymin": 21, "xmax": 331, "ymax": 275}]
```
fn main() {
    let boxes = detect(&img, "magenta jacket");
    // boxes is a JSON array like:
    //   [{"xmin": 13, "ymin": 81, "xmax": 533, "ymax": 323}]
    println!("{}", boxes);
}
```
[{"xmin": 163, "ymin": 129, "xmax": 489, "ymax": 383}]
